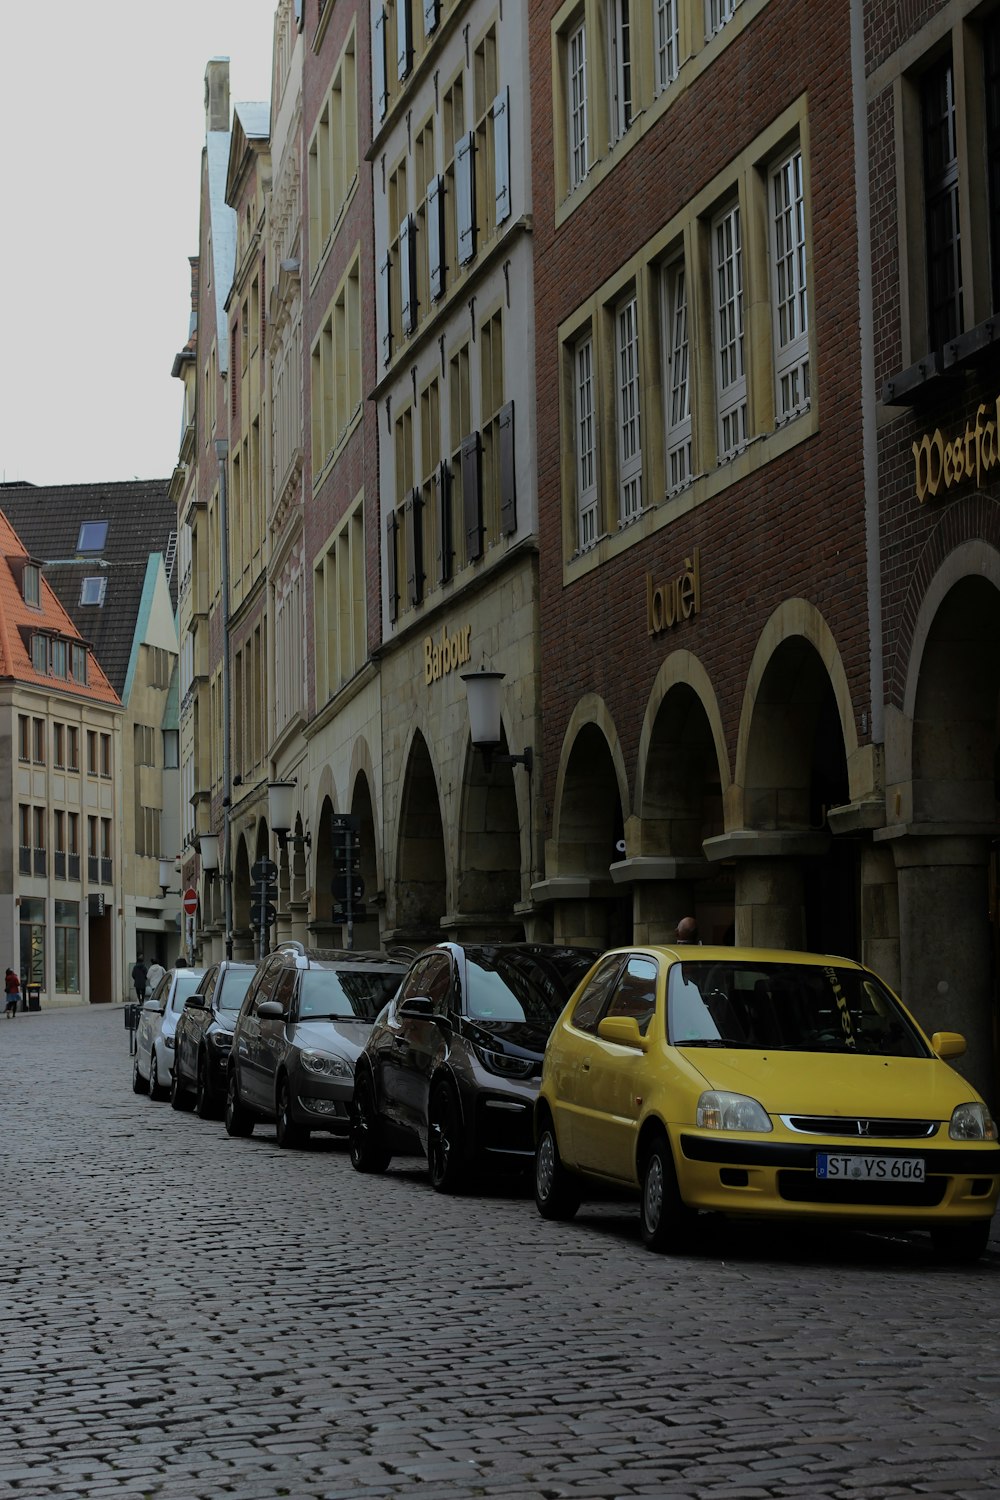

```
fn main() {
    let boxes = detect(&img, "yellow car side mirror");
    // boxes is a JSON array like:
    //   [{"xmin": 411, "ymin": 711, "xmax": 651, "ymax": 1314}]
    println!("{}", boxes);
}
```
[
  {"xmin": 931, "ymin": 1030, "xmax": 966, "ymax": 1060},
  {"xmin": 597, "ymin": 1015, "xmax": 650, "ymax": 1051}
]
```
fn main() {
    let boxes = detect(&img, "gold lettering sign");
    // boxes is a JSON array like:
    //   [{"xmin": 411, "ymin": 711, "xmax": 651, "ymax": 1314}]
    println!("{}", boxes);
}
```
[
  {"xmin": 646, "ymin": 548, "xmax": 702, "ymax": 637},
  {"xmin": 912, "ymin": 399, "xmax": 1000, "ymax": 504},
  {"xmin": 423, "ymin": 623, "xmax": 472, "ymax": 685}
]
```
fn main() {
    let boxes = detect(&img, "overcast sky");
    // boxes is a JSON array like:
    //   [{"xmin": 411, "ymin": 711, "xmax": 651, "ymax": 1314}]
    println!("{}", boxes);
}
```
[{"xmin": 0, "ymin": 2, "xmax": 278, "ymax": 488}]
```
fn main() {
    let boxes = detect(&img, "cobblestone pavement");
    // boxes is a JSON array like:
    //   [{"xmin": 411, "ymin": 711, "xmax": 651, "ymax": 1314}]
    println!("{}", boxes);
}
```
[{"xmin": 2, "ymin": 1007, "xmax": 1000, "ymax": 1500}]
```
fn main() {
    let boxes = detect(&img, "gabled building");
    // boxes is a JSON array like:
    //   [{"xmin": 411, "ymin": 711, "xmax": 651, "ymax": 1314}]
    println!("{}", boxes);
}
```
[
  {"xmin": 0, "ymin": 480, "xmax": 180, "ymax": 979},
  {"xmin": 0, "ymin": 509, "xmax": 122, "ymax": 1005}
]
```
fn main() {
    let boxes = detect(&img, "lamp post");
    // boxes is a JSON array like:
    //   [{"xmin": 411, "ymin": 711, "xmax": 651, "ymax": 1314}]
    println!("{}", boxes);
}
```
[{"xmin": 460, "ymin": 668, "xmax": 533, "ymax": 773}]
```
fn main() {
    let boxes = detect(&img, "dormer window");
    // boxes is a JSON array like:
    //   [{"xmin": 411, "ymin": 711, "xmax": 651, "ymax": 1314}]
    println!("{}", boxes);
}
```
[
  {"xmin": 31, "ymin": 635, "xmax": 48, "ymax": 672},
  {"xmin": 22, "ymin": 563, "xmax": 40, "ymax": 606},
  {"xmin": 71, "ymin": 644, "xmax": 87, "ymax": 684},
  {"xmin": 77, "ymin": 521, "xmax": 108, "ymax": 553}
]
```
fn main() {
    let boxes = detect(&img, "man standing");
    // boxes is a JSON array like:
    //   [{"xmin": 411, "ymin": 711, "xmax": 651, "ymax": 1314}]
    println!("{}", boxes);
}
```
[
  {"xmin": 675, "ymin": 916, "xmax": 699, "ymax": 945},
  {"xmin": 131, "ymin": 957, "xmax": 148, "ymax": 1002}
]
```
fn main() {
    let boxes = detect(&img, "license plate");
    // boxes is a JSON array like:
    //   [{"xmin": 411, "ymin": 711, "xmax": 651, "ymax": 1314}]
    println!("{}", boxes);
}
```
[{"xmin": 816, "ymin": 1153, "xmax": 925, "ymax": 1182}]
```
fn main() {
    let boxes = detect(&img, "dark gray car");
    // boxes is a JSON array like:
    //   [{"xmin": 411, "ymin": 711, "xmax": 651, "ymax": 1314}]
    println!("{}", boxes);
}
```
[
  {"xmin": 170, "ymin": 960, "xmax": 256, "ymax": 1118},
  {"xmin": 224, "ymin": 944, "xmax": 408, "ymax": 1148}
]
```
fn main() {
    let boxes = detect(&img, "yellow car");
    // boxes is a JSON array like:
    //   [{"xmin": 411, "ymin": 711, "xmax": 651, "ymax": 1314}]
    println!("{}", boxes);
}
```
[{"xmin": 535, "ymin": 946, "xmax": 999, "ymax": 1262}]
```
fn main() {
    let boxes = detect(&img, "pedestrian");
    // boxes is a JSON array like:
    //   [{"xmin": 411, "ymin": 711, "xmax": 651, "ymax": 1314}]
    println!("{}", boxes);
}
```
[
  {"xmin": 145, "ymin": 959, "xmax": 165, "ymax": 994},
  {"xmin": 131, "ymin": 957, "xmax": 148, "ymax": 1002},
  {"xmin": 675, "ymin": 916, "xmax": 700, "ymax": 945},
  {"xmin": 4, "ymin": 968, "xmax": 20, "ymax": 1018},
  {"xmin": 175, "ymin": 957, "xmax": 188, "ymax": 969}
]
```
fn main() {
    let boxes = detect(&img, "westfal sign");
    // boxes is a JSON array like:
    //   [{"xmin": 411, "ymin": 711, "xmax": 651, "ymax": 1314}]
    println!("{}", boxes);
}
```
[
  {"xmin": 912, "ymin": 401, "xmax": 1000, "ymax": 504},
  {"xmin": 647, "ymin": 547, "xmax": 702, "ymax": 636}
]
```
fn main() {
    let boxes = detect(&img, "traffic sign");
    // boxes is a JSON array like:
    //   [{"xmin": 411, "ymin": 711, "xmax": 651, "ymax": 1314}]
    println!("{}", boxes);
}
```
[
  {"xmin": 250, "ymin": 902, "xmax": 277, "ymax": 928},
  {"xmin": 250, "ymin": 881, "xmax": 277, "ymax": 901},
  {"xmin": 182, "ymin": 888, "xmax": 199, "ymax": 917},
  {"xmin": 251, "ymin": 858, "xmax": 278, "ymax": 883}
]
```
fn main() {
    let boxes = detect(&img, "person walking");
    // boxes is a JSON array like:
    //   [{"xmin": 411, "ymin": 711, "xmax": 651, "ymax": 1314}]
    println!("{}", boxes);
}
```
[
  {"xmin": 145, "ymin": 959, "xmax": 165, "ymax": 994},
  {"xmin": 131, "ymin": 958, "xmax": 148, "ymax": 1002},
  {"xmin": 4, "ymin": 969, "xmax": 20, "ymax": 1018}
]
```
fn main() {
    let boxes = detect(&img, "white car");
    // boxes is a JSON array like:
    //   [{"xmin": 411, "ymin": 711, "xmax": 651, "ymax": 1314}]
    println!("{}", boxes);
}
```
[{"xmin": 132, "ymin": 967, "xmax": 205, "ymax": 1100}]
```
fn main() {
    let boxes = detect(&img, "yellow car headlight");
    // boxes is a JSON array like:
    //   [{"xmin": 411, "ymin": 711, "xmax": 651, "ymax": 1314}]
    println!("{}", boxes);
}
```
[
  {"xmin": 949, "ymin": 1102, "xmax": 998, "ymax": 1141},
  {"xmin": 697, "ymin": 1090, "xmax": 772, "ymax": 1132}
]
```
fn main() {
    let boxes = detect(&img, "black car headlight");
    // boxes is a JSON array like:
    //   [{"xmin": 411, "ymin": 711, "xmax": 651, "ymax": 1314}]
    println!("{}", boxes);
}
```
[
  {"xmin": 472, "ymin": 1044, "xmax": 536, "ymax": 1079},
  {"xmin": 210, "ymin": 1032, "xmax": 232, "ymax": 1050}
]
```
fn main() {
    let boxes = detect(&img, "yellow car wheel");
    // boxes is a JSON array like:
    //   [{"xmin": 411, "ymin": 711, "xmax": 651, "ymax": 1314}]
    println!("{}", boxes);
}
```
[
  {"xmin": 639, "ymin": 1132, "xmax": 698, "ymax": 1253},
  {"xmin": 535, "ymin": 1116, "xmax": 580, "ymax": 1221}
]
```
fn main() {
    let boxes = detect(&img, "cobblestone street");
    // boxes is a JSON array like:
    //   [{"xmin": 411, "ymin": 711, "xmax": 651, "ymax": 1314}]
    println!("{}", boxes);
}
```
[{"xmin": 2, "ymin": 1006, "xmax": 1000, "ymax": 1499}]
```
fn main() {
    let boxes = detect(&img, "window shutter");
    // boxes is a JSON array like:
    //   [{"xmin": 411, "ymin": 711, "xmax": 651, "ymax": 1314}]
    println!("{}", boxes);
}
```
[
  {"xmin": 436, "ymin": 460, "xmax": 453, "ymax": 583},
  {"xmin": 374, "ymin": 8, "xmax": 389, "ymax": 123},
  {"xmin": 423, "ymin": 0, "xmax": 439, "ymax": 35},
  {"xmin": 404, "ymin": 488, "xmax": 424, "ymax": 605},
  {"xmin": 397, "ymin": 0, "xmax": 413, "ymax": 81},
  {"xmin": 493, "ymin": 87, "xmax": 511, "ymax": 226},
  {"xmin": 379, "ymin": 250, "xmax": 392, "ymax": 367},
  {"xmin": 386, "ymin": 510, "xmax": 399, "ymax": 622},
  {"xmin": 499, "ymin": 400, "xmax": 516, "ymax": 534},
  {"xmin": 461, "ymin": 432, "xmax": 483, "ymax": 561},
  {"xmin": 400, "ymin": 215, "xmax": 417, "ymax": 334},
  {"xmin": 428, "ymin": 175, "xmax": 445, "ymax": 301},
  {"xmin": 457, "ymin": 131, "xmax": 476, "ymax": 265}
]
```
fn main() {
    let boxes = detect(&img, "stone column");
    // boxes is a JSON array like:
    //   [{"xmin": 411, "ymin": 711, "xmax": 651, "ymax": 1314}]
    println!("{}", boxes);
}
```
[
  {"xmin": 734, "ymin": 859, "xmax": 806, "ymax": 949},
  {"xmin": 891, "ymin": 834, "xmax": 996, "ymax": 1109}
]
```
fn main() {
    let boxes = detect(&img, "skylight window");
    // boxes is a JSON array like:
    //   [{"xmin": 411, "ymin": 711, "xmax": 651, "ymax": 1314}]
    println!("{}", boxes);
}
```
[
  {"xmin": 77, "ymin": 521, "xmax": 108, "ymax": 553},
  {"xmin": 80, "ymin": 577, "xmax": 107, "ymax": 606}
]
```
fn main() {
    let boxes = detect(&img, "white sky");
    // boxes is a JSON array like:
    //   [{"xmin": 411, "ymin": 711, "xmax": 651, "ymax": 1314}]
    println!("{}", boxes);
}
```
[{"xmin": 0, "ymin": 1, "xmax": 279, "ymax": 487}]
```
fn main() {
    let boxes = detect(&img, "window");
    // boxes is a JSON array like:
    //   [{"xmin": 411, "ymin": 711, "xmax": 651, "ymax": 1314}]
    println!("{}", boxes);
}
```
[
  {"xmin": 574, "ymin": 333, "xmax": 598, "ymax": 549},
  {"xmin": 605, "ymin": 955, "xmax": 659, "ymax": 1033},
  {"xmin": 71, "ymin": 645, "xmax": 87, "ymax": 684},
  {"xmin": 312, "ymin": 253, "xmax": 363, "ymax": 477},
  {"xmin": 654, "ymin": 0, "xmax": 680, "ymax": 91},
  {"xmin": 87, "ymin": 732, "xmax": 98, "ymax": 776},
  {"xmin": 17, "ymin": 716, "xmax": 29, "ymax": 762},
  {"xmin": 607, "ymin": 0, "xmax": 633, "ymax": 143},
  {"xmin": 308, "ymin": 27, "xmax": 359, "ymax": 272},
  {"xmin": 22, "ymin": 564, "xmax": 40, "ymax": 606},
  {"xmin": 615, "ymin": 290, "xmax": 642, "ymax": 523},
  {"xmin": 51, "ymin": 639, "xmax": 67, "ymax": 679},
  {"xmin": 32, "ymin": 718, "xmax": 45, "ymax": 764},
  {"xmin": 163, "ymin": 729, "xmax": 179, "ymax": 769},
  {"xmin": 54, "ymin": 902, "xmax": 79, "ymax": 995},
  {"xmin": 67, "ymin": 726, "xmax": 79, "ymax": 771},
  {"xmin": 54, "ymin": 723, "xmax": 64, "ymax": 767},
  {"xmin": 20, "ymin": 898, "xmax": 45, "ymax": 990},
  {"xmin": 80, "ymin": 576, "xmax": 107, "ymax": 606},
  {"xmin": 33, "ymin": 806, "xmax": 46, "ymax": 874},
  {"xmin": 568, "ymin": 19, "xmax": 589, "ymax": 188},
  {"xmin": 922, "ymin": 54, "xmax": 961, "ymax": 351},
  {"xmin": 314, "ymin": 497, "xmax": 367, "ymax": 701},
  {"xmin": 712, "ymin": 200, "xmax": 747, "ymax": 460},
  {"xmin": 661, "ymin": 257, "xmax": 692, "ymax": 491},
  {"xmin": 100, "ymin": 733, "xmax": 111, "ymax": 778},
  {"xmin": 706, "ymin": 0, "xmax": 735, "ymax": 36},
  {"xmin": 770, "ymin": 148, "xmax": 809, "ymax": 422},
  {"xmin": 31, "ymin": 635, "xmax": 48, "ymax": 673},
  {"xmin": 570, "ymin": 954, "xmax": 625, "ymax": 1034},
  {"xmin": 480, "ymin": 308, "xmax": 506, "ymax": 542},
  {"xmin": 77, "ymin": 521, "xmax": 108, "ymax": 553},
  {"xmin": 18, "ymin": 805, "xmax": 30, "ymax": 874}
]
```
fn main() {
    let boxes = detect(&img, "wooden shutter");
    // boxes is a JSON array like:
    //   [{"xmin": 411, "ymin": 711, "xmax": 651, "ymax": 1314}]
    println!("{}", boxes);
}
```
[
  {"xmin": 461, "ymin": 432, "xmax": 483, "ymax": 561},
  {"xmin": 385, "ymin": 511, "xmax": 399, "ymax": 622},
  {"xmin": 400, "ymin": 215, "xmax": 417, "ymax": 334},
  {"xmin": 404, "ymin": 488, "xmax": 424, "ymax": 605},
  {"xmin": 457, "ymin": 131, "xmax": 476, "ymax": 265},
  {"xmin": 378, "ymin": 250, "xmax": 392, "ymax": 367},
  {"xmin": 436, "ymin": 460, "xmax": 453, "ymax": 583},
  {"xmin": 428, "ymin": 175, "xmax": 444, "ymax": 301},
  {"xmin": 423, "ymin": 0, "xmax": 439, "ymax": 35},
  {"xmin": 374, "ymin": 8, "xmax": 389, "ymax": 123},
  {"xmin": 493, "ymin": 87, "xmax": 511, "ymax": 226},
  {"xmin": 499, "ymin": 401, "xmax": 516, "ymax": 534}
]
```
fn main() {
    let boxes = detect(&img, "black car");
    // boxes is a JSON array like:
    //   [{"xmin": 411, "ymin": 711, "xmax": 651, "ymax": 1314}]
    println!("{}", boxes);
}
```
[
  {"xmin": 170, "ymin": 961, "xmax": 256, "ymax": 1118},
  {"xmin": 224, "ymin": 944, "xmax": 409, "ymax": 1148},
  {"xmin": 350, "ymin": 942, "xmax": 599, "ymax": 1191}
]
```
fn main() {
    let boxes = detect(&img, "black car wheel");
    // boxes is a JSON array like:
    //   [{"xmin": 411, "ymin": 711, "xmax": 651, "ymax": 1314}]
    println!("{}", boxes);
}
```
[
  {"xmin": 349, "ymin": 1072, "xmax": 390, "ymax": 1173},
  {"xmin": 534, "ymin": 1115, "xmax": 580, "ymax": 1221},
  {"xmin": 195, "ymin": 1053, "xmax": 220, "ymax": 1120},
  {"xmin": 930, "ymin": 1219, "xmax": 990, "ymax": 1265},
  {"xmin": 224, "ymin": 1068, "xmax": 255, "ymax": 1138},
  {"xmin": 170, "ymin": 1062, "xmax": 194, "ymax": 1112},
  {"xmin": 131, "ymin": 1051, "xmax": 147, "ymax": 1095},
  {"xmin": 148, "ymin": 1051, "xmax": 168, "ymax": 1103},
  {"xmin": 428, "ymin": 1084, "xmax": 467, "ymax": 1194},
  {"xmin": 275, "ymin": 1078, "xmax": 309, "ymax": 1149},
  {"xmin": 639, "ymin": 1131, "xmax": 697, "ymax": 1253}
]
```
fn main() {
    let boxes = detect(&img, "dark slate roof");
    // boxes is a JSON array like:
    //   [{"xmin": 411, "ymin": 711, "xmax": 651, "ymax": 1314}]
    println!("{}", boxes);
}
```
[{"xmin": 0, "ymin": 480, "xmax": 175, "ymax": 697}]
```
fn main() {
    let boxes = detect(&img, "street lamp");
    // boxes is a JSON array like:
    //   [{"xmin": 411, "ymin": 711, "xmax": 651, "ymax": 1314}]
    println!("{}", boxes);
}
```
[
  {"xmin": 267, "ymin": 780, "xmax": 312, "ymax": 851},
  {"xmin": 461, "ymin": 668, "xmax": 533, "ymax": 774},
  {"xmin": 158, "ymin": 858, "xmax": 182, "ymax": 898},
  {"xmin": 199, "ymin": 832, "xmax": 220, "ymax": 881}
]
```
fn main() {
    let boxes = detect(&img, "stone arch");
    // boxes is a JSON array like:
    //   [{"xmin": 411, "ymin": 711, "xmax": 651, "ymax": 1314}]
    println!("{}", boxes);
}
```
[
  {"xmin": 393, "ymin": 728, "xmax": 447, "ymax": 944},
  {"xmin": 232, "ymin": 832, "xmax": 253, "ymax": 960},
  {"xmin": 347, "ymin": 768, "xmax": 382, "ymax": 951},
  {"xmin": 549, "ymin": 696, "xmax": 632, "ymax": 948}
]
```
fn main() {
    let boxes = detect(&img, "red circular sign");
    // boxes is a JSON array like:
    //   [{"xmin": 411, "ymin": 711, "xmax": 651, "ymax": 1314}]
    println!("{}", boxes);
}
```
[{"xmin": 182, "ymin": 888, "xmax": 199, "ymax": 916}]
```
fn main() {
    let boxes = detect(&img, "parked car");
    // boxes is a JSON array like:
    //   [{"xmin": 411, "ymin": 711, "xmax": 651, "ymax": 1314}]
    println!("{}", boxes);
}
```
[
  {"xmin": 132, "ymin": 966, "xmax": 206, "ymax": 1101},
  {"xmin": 535, "ymin": 945, "xmax": 1000, "ymax": 1262},
  {"xmin": 224, "ymin": 944, "xmax": 408, "ymax": 1147},
  {"xmin": 350, "ymin": 942, "xmax": 599, "ymax": 1191},
  {"xmin": 170, "ymin": 960, "xmax": 256, "ymax": 1118}
]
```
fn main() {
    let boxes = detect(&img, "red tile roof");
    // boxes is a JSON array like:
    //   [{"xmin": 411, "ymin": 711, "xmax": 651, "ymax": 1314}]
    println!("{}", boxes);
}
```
[{"xmin": 0, "ymin": 511, "xmax": 119, "ymax": 706}]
